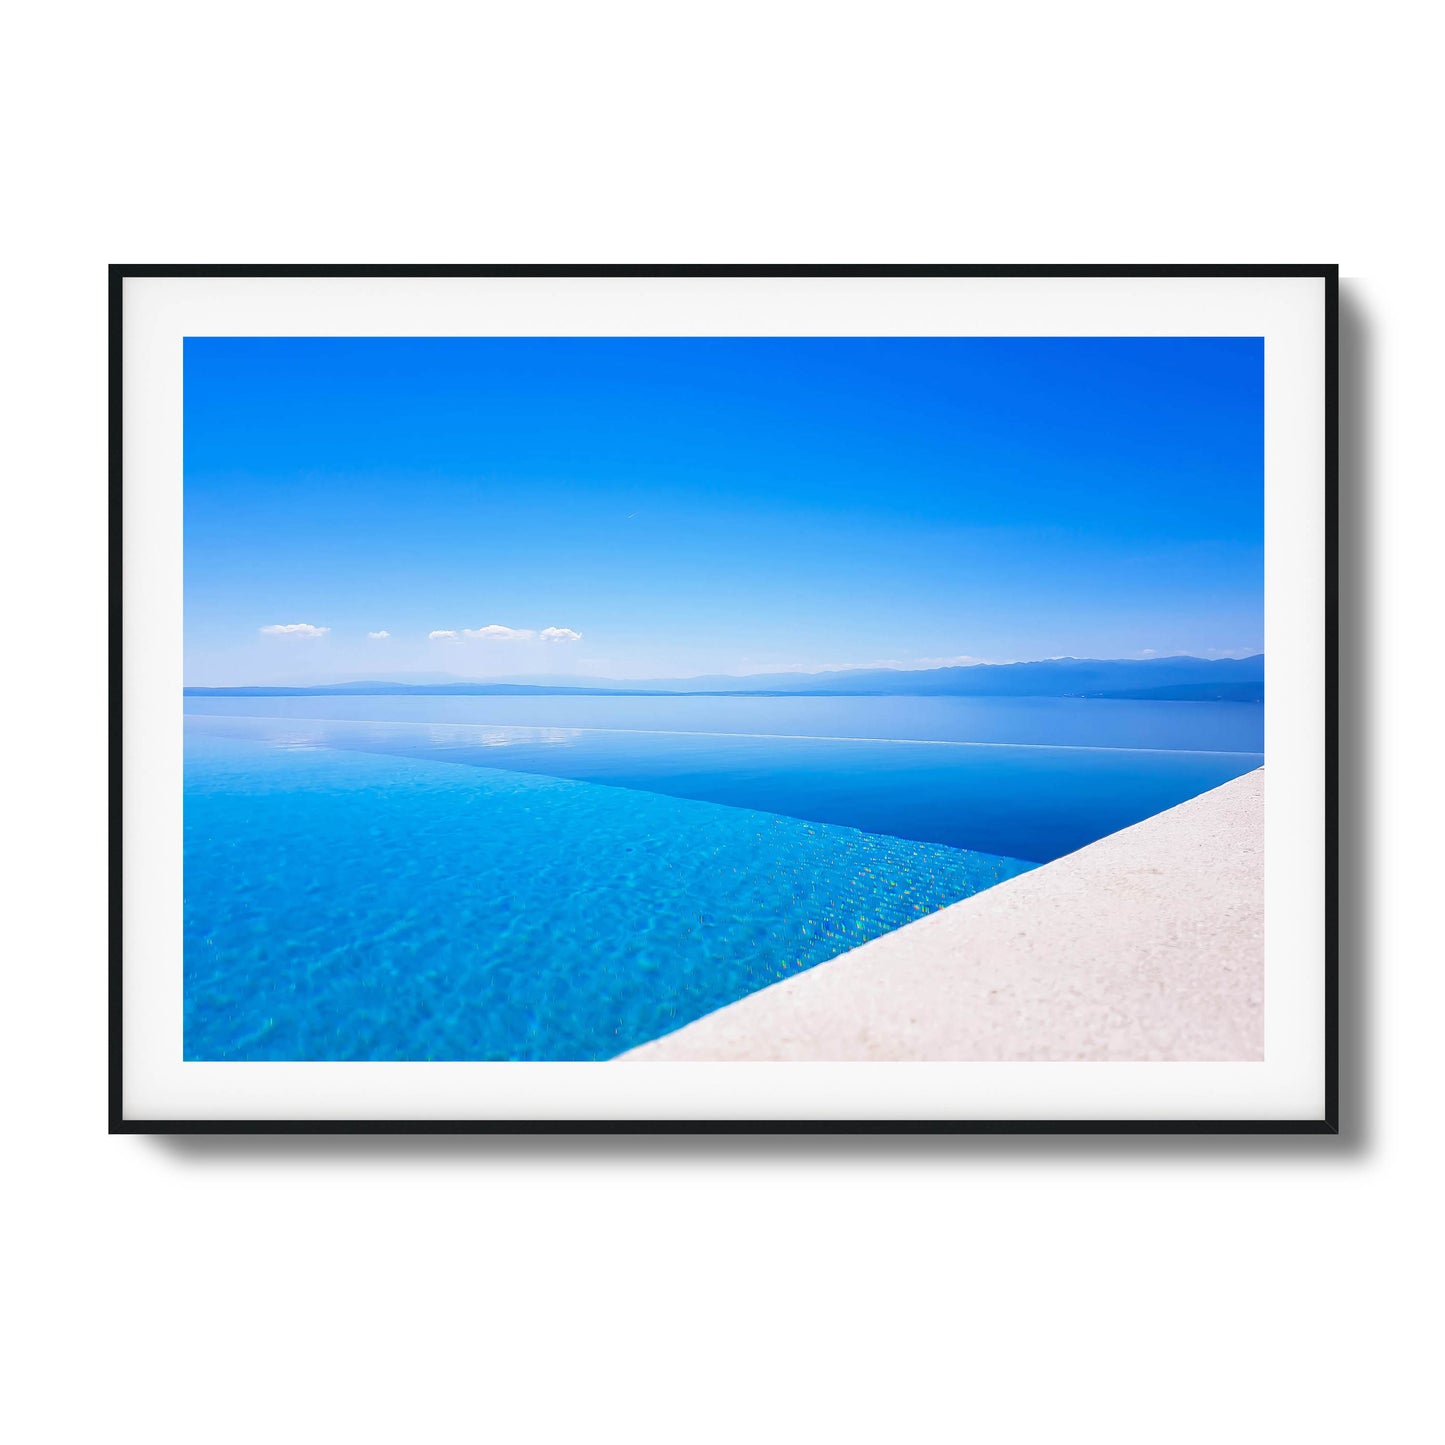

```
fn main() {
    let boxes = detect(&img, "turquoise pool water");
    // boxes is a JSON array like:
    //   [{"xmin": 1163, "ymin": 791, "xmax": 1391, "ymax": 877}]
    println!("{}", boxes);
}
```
[
  {"xmin": 184, "ymin": 731, "xmax": 1034, "ymax": 1061},
  {"xmin": 183, "ymin": 696, "xmax": 1263, "ymax": 1061}
]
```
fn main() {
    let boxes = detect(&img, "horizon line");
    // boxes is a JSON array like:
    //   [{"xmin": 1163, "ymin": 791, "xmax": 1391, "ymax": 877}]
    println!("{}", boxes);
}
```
[{"xmin": 183, "ymin": 652, "xmax": 1266, "ymax": 691}]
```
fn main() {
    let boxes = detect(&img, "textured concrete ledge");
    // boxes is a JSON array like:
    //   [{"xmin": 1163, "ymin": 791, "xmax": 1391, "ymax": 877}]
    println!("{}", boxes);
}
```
[{"xmin": 622, "ymin": 768, "xmax": 1264, "ymax": 1062}]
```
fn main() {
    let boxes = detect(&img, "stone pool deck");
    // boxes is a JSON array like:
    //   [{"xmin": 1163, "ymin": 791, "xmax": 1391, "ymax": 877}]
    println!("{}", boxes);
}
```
[{"xmin": 621, "ymin": 768, "xmax": 1264, "ymax": 1062}]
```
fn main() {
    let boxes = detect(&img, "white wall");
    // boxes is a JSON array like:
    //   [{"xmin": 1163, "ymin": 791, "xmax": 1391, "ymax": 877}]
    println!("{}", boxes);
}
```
[{"xmin": 4, "ymin": 3, "xmax": 1433, "ymax": 1442}]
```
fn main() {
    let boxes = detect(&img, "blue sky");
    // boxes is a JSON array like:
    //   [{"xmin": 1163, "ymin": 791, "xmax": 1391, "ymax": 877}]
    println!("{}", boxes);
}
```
[{"xmin": 184, "ymin": 336, "xmax": 1263, "ymax": 684}]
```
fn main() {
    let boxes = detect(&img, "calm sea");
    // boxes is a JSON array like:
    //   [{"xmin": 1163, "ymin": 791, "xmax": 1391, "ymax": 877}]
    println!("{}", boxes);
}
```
[{"xmin": 183, "ymin": 694, "xmax": 1261, "ymax": 1060}]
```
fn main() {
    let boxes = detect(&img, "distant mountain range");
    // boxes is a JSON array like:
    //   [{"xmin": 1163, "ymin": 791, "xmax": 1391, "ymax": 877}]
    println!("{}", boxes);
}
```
[{"xmin": 185, "ymin": 654, "xmax": 1264, "ymax": 702}]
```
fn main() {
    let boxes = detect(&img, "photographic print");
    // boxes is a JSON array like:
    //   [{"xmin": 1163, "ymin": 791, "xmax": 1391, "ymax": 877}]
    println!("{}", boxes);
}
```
[{"xmin": 114, "ymin": 267, "xmax": 1335, "ymax": 1130}]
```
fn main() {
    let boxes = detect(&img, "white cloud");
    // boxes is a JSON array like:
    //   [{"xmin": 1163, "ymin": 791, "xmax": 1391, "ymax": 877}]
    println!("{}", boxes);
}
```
[
  {"xmin": 259, "ymin": 623, "xmax": 329, "ymax": 638},
  {"xmin": 367, "ymin": 630, "xmax": 391, "ymax": 640},
  {"xmin": 429, "ymin": 623, "xmax": 584, "ymax": 646},
  {"xmin": 463, "ymin": 624, "xmax": 535, "ymax": 641}
]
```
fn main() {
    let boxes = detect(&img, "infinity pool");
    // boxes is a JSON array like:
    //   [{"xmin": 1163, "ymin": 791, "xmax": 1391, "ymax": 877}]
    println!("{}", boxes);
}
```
[
  {"xmin": 183, "ymin": 699, "xmax": 1262, "ymax": 1061},
  {"xmin": 184, "ymin": 730, "xmax": 1033, "ymax": 1060}
]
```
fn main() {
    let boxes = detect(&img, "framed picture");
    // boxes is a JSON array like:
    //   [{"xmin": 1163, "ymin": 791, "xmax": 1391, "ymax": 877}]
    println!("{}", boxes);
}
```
[{"xmin": 112, "ymin": 265, "xmax": 1337, "ymax": 1133}]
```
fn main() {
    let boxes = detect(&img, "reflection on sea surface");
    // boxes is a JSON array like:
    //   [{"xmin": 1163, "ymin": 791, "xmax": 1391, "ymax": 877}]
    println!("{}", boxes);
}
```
[
  {"xmin": 186, "ymin": 710, "xmax": 1261, "ymax": 864},
  {"xmin": 184, "ymin": 690, "xmax": 1265, "ymax": 753}
]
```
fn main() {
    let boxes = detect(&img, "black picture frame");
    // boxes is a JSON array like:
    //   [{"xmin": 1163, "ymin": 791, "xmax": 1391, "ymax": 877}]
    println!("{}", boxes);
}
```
[{"xmin": 110, "ymin": 264, "xmax": 1339, "ymax": 1135}]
